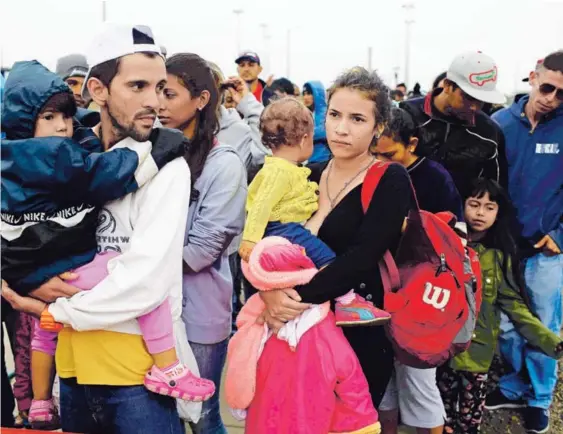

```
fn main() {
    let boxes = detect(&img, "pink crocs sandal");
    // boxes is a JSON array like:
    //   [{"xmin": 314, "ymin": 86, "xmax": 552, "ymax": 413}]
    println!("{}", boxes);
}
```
[
  {"xmin": 144, "ymin": 364, "xmax": 215, "ymax": 402},
  {"xmin": 29, "ymin": 399, "xmax": 61, "ymax": 431}
]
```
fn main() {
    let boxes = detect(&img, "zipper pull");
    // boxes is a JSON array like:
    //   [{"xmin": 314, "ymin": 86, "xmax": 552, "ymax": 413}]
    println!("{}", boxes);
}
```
[
  {"xmin": 439, "ymin": 254, "xmax": 447, "ymax": 273},
  {"xmin": 436, "ymin": 253, "xmax": 448, "ymax": 276}
]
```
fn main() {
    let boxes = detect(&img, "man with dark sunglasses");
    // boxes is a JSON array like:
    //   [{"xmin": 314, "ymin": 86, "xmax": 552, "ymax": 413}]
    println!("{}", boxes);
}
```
[
  {"xmin": 487, "ymin": 50, "xmax": 563, "ymax": 434},
  {"xmin": 401, "ymin": 51, "xmax": 507, "ymax": 196}
]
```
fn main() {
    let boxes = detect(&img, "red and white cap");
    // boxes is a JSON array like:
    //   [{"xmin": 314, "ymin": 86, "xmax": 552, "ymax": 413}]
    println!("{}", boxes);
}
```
[{"xmin": 447, "ymin": 51, "xmax": 506, "ymax": 104}]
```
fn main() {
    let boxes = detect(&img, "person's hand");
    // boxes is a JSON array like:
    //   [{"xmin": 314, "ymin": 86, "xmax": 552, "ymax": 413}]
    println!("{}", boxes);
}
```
[
  {"xmin": 2, "ymin": 280, "xmax": 47, "ymax": 317},
  {"xmin": 260, "ymin": 289, "xmax": 310, "ymax": 324},
  {"xmin": 534, "ymin": 235, "xmax": 561, "ymax": 257},
  {"xmin": 239, "ymin": 240, "xmax": 256, "ymax": 263},
  {"xmin": 225, "ymin": 76, "xmax": 250, "ymax": 106},
  {"xmin": 257, "ymin": 310, "xmax": 287, "ymax": 334},
  {"xmin": 29, "ymin": 273, "xmax": 81, "ymax": 303},
  {"xmin": 265, "ymin": 74, "xmax": 275, "ymax": 87}
]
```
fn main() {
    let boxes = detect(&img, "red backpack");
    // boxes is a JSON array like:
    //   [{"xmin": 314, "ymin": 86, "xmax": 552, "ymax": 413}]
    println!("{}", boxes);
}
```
[{"xmin": 361, "ymin": 161, "xmax": 483, "ymax": 368}]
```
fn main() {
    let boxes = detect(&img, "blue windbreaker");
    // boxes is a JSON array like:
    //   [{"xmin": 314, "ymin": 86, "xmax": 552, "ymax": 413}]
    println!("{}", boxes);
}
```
[{"xmin": 492, "ymin": 96, "xmax": 563, "ymax": 249}]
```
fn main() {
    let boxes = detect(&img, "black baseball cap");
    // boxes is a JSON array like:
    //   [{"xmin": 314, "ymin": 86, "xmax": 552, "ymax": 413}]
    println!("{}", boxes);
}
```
[{"xmin": 235, "ymin": 51, "xmax": 261, "ymax": 65}]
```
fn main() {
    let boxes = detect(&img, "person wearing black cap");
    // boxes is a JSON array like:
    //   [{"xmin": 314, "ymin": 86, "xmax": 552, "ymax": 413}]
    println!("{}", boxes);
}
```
[{"xmin": 235, "ymin": 50, "xmax": 271, "ymax": 103}]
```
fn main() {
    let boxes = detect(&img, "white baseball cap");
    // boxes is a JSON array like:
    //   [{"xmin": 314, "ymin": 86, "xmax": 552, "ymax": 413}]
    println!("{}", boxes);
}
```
[
  {"xmin": 82, "ymin": 23, "xmax": 163, "ymax": 98},
  {"xmin": 446, "ymin": 51, "xmax": 506, "ymax": 105}
]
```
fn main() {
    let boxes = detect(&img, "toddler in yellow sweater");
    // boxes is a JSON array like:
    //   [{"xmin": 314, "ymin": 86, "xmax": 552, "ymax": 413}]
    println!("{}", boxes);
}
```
[{"xmin": 239, "ymin": 97, "xmax": 390, "ymax": 327}]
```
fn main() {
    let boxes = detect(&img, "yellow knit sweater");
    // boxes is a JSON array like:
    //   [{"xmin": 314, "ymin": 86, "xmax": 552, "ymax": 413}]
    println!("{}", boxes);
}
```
[{"xmin": 243, "ymin": 157, "xmax": 319, "ymax": 243}]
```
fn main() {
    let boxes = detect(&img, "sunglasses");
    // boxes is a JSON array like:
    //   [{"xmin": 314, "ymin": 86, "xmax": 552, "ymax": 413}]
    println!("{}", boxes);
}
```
[{"xmin": 538, "ymin": 83, "xmax": 563, "ymax": 101}]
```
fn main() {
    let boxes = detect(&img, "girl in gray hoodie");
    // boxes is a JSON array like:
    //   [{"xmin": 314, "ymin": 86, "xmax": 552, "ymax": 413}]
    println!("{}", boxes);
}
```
[{"xmin": 158, "ymin": 53, "xmax": 247, "ymax": 434}]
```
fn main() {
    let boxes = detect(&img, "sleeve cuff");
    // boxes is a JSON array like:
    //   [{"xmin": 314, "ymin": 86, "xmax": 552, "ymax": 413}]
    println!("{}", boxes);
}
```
[
  {"xmin": 238, "ymin": 94, "xmax": 259, "ymax": 115},
  {"xmin": 183, "ymin": 246, "xmax": 214, "ymax": 273},
  {"xmin": 548, "ymin": 227, "xmax": 562, "ymax": 250},
  {"xmin": 48, "ymin": 301, "xmax": 68, "ymax": 325}
]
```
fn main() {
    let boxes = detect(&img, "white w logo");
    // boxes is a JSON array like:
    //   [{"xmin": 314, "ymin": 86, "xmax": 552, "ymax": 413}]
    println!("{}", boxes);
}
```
[{"xmin": 422, "ymin": 283, "xmax": 451, "ymax": 310}]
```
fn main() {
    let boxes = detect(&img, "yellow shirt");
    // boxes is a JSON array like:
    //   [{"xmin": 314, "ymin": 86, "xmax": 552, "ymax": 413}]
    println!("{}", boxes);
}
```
[
  {"xmin": 56, "ymin": 327, "xmax": 152, "ymax": 385},
  {"xmin": 243, "ymin": 156, "xmax": 319, "ymax": 243}
]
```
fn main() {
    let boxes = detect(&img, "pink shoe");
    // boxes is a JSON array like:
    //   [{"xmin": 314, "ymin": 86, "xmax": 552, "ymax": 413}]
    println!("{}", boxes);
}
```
[
  {"xmin": 335, "ymin": 295, "xmax": 391, "ymax": 326},
  {"xmin": 29, "ymin": 399, "xmax": 61, "ymax": 431},
  {"xmin": 144, "ymin": 364, "xmax": 216, "ymax": 402}
]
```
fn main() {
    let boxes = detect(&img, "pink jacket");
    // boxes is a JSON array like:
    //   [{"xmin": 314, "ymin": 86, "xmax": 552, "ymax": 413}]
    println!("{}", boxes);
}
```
[{"xmin": 226, "ymin": 237, "xmax": 380, "ymax": 434}]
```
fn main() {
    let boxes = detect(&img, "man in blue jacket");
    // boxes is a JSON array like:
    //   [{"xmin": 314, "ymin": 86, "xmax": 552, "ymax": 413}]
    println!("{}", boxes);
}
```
[{"xmin": 487, "ymin": 50, "xmax": 563, "ymax": 434}]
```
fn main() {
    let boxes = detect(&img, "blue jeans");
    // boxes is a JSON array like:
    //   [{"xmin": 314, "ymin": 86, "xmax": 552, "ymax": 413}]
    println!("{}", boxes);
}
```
[
  {"xmin": 188, "ymin": 339, "xmax": 228, "ymax": 434},
  {"xmin": 499, "ymin": 253, "xmax": 563, "ymax": 409},
  {"xmin": 60, "ymin": 377, "xmax": 184, "ymax": 434}
]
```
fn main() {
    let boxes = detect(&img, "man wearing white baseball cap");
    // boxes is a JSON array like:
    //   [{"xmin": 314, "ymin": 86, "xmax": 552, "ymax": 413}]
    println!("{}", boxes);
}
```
[
  {"xmin": 401, "ymin": 51, "xmax": 507, "ymax": 196},
  {"xmin": 20, "ymin": 23, "xmax": 202, "ymax": 433}
]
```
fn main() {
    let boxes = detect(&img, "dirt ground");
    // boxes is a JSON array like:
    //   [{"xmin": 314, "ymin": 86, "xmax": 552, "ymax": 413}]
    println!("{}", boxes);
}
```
[{"xmin": 480, "ymin": 357, "xmax": 563, "ymax": 434}]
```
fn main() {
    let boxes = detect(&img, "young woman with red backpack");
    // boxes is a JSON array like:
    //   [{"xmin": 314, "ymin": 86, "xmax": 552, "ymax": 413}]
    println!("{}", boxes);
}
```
[
  {"xmin": 437, "ymin": 179, "xmax": 563, "ymax": 434},
  {"xmin": 258, "ymin": 66, "xmax": 417, "ymax": 418}
]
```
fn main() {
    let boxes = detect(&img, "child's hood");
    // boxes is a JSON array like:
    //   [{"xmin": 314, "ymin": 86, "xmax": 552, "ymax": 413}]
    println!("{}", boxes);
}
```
[{"xmin": 1, "ymin": 60, "xmax": 72, "ymax": 140}]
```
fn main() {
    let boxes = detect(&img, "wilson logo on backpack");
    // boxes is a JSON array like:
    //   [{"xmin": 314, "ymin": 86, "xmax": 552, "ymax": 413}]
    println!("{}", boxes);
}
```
[
  {"xmin": 361, "ymin": 161, "xmax": 483, "ymax": 368},
  {"xmin": 422, "ymin": 283, "xmax": 451, "ymax": 310}
]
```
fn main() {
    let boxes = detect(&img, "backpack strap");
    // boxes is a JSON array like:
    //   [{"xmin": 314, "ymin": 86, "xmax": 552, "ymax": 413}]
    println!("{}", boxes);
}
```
[
  {"xmin": 360, "ymin": 160, "xmax": 390, "ymax": 213},
  {"xmin": 361, "ymin": 161, "xmax": 402, "ymax": 293},
  {"xmin": 380, "ymin": 251, "xmax": 401, "ymax": 293}
]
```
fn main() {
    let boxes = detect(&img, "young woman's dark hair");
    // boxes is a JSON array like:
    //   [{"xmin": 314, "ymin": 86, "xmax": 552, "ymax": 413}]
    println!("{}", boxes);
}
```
[
  {"xmin": 380, "ymin": 107, "xmax": 416, "ymax": 146},
  {"xmin": 328, "ymin": 67, "xmax": 392, "ymax": 133},
  {"xmin": 465, "ymin": 178, "xmax": 528, "ymax": 300},
  {"xmin": 432, "ymin": 71, "xmax": 447, "ymax": 90},
  {"xmin": 165, "ymin": 53, "xmax": 220, "ymax": 189}
]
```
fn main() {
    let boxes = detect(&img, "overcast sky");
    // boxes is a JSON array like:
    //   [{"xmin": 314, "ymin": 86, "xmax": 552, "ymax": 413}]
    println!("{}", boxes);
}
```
[{"xmin": 1, "ymin": 0, "xmax": 562, "ymax": 94}]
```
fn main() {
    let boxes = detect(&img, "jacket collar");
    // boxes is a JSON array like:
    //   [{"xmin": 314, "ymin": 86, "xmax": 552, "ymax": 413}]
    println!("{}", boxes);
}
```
[{"xmin": 511, "ymin": 94, "xmax": 563, "ymax": 126}]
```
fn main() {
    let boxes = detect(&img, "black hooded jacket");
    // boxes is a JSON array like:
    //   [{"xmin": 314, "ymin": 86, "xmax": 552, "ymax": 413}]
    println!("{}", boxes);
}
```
[{"xmin": 400, "ymin": 89, "xmax": 507, "ymax": 195}]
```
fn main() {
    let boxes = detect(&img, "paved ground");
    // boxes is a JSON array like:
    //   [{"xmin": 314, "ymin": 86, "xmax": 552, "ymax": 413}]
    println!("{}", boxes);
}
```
[
  {"xmin": 3, "ymin": 326, "xmax": 413, "ymax": 433},
  {"xmin": 195, "ymin": 372, "xmax": 415, "ymax": 434}
]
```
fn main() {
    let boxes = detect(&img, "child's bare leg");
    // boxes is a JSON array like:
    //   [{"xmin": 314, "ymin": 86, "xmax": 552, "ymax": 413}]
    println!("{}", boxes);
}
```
[
  {"xmin": 31, "ymin": 351, "xmax": 55, "ymax": 400},
  {"xmin": 152, "ymin": 348, "xmax": 179, "ymax": 370},
  {"xmin": 141, "ymin": 299, "xmax": 216, "ymax": 401}
]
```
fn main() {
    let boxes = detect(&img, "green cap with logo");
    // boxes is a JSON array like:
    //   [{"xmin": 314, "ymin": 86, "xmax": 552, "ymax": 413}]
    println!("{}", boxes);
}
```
[{"xmin": 447, "ymin": 51, "xmax": 506, "ymax": 104}]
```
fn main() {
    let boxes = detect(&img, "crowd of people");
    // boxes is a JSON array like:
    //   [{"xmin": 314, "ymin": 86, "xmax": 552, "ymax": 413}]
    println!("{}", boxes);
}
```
[{"xmin": 0, "ymin": 22, "xmax": 562, "ymax": 434}]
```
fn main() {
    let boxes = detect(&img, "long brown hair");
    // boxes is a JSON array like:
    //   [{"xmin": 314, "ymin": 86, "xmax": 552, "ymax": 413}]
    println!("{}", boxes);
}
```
[{"xmin": 165, "ymin": 53, "xmax": 220, "ymax": 190}]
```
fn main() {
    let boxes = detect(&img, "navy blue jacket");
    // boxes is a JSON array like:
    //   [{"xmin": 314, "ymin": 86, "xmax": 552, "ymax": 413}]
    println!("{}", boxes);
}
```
[
  {"xmin": 1, "ymin": 60, "xmax": 188, "ymax": 294},
  {"xmin": 492, "ymin": 96, "xmax": 563, "ymax": 249},
  {"xmin": 407, "ymin": 157, "xmax": 464, "ymax": 221}
]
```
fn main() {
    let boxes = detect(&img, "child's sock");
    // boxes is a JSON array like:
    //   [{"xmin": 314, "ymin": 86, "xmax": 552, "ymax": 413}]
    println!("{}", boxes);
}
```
[
  {"xmin": 161, "ymin": 361, "xmax": 188, "ymax": 379},
  {"xmin": 336, "ymin": 290, "xmax": 356, "ymax": 305}
]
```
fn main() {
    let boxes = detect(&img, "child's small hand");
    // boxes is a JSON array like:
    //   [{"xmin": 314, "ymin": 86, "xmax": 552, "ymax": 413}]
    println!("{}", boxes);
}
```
[{"xmin": 239, "ymin": 241, "xmax": 256, "ymax": 263}]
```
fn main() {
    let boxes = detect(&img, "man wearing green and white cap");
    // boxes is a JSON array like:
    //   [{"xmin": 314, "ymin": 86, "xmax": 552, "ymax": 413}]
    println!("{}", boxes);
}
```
[{"xmin": 401, "ymin": 51, "xmax": 507, "ymax": 195}]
